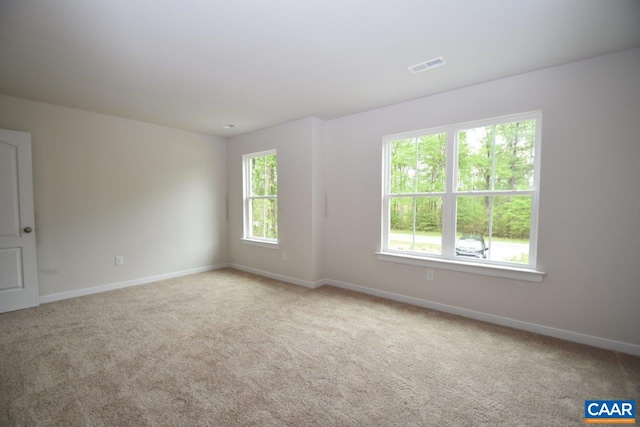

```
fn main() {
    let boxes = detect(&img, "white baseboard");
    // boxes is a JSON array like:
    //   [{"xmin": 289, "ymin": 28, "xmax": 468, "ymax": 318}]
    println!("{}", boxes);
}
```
[
  {"xmin": 230, "ymin": 264, "xmax": 323, "ymax": 289},
  {"xmin": 37, "ymin": 263, "xmax": 640, "ymax": 357},
  {"xmin": 324, "ymin": 278, "xmax": 640, "ymax": 357},
  {"xmin": 39, "ymin": 263, "xmax": 230, "ymax": 304}
]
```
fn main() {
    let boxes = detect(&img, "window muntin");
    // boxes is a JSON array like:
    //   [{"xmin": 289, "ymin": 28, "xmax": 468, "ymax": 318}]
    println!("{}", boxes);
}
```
[
  {"xmin": 457, "ymin": 121, "xmax": 535, "ymax": 192},
  {"xmin": 243, "ymin": 150, "xmax": 277, "ymax": 243},
  {"xmin": 389, "ymin": 196, "xmax": 443, "ymax": 255},
  {"xmin": 388, "ymin": 132, "xmax": 446, "ymax": 255},
  {"xmin": 383, "ymin": 113, "xmax": 540, "ymax": 269}
]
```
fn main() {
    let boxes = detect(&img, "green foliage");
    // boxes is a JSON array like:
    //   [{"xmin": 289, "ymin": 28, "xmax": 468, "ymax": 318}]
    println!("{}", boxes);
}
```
[
  {"xmin": 456, "ymin": 196, "xmax": 489, "ymax": 236},
  {"xmin": 389, "ymin": 120, "xmax": 535, "ymax": 242},
  {"xmin": 251, "ymin": 154, "xmax": 277, "ymax": 196},
  {"xmin": 390, "ymin": 197, "xmax": 413, "ymax": 232},
  {"xmin": 250, "ymin": 154, "xmax": 277, "ymax": 239},
  {"xmin": 456, "ymin": 195, "xmax": 531, "ymax": 240},
  {"xmin": 458, "ymin": 120, "xmax": 535, "ymax": 192},
  {"xmin": 389, "ymin": 133, "xmax": 446, "ymax": 243},
  {"xmin": 390, "ymin": 133, "xmax": 446, "ymax": 194},
  {"xmin": 492, "ymin": 196, "xmax": 531, "ymax": 240}
]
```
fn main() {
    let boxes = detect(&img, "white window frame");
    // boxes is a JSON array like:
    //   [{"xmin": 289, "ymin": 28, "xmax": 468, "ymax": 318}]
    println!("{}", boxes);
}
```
[
  {"xmin": 242, "ymin": 149, "xmax": 279, "ymax": 248},
  {"xmin": 378, "ymin": 112, "xmax": 544, "ymax": 282}
]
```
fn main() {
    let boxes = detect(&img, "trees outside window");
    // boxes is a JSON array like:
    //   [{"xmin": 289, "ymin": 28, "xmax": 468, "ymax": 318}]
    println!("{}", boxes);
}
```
[
  {"xmin": 383, "ymin": 113, "xmax": 540, "ymax": 268},
  {"xmin": 388, "ymin": 132, "xmax": 446, "ymax": 255},
  {"xmin": 243, "ymin": 150, "xmax": 277, "ymax": 242}
]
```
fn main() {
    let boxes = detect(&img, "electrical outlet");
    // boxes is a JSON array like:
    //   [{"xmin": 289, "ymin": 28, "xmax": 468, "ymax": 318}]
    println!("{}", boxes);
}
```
[
  {"xmin": 115, "ymin": 256, "xmax": 124, "ymax": 266},
  {"xmin": 427, "ymin": 269, "xmax": 435, "ymax": 281},
  {"xmin": 282, "ymin": 252, "xmax": 287, "ymax": 261}
]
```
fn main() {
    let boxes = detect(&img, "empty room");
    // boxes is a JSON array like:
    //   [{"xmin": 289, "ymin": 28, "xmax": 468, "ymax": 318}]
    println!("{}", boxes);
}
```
[{"xmin": 1, "ymin": 0, "xmax": 639, "ymax": 425}]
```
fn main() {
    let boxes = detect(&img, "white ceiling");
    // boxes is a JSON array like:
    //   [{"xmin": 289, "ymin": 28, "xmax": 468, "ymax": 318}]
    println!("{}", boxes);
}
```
[{"xmin": 1, "ymin": 0, "xmax": 639, "ymax": 137}]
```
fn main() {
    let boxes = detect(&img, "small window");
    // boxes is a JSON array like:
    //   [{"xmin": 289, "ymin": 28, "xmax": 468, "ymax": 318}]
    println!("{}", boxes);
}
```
[
  {"xmin": 243, "ymin": 150, "xmax": 278, "ymax": 243},
  {"xmin": 382, "ymin": 112, "xmax": 541, "ymax": 269}
]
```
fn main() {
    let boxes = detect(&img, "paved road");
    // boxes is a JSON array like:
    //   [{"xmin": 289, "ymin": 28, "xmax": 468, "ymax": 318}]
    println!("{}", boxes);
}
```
[{"xmin": 389, "ymin": 233, "xmax": 528, "ymax": 262}]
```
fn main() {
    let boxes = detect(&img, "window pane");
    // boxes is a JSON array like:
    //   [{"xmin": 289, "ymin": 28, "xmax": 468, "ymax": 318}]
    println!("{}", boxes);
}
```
[
  {"xmin": 251, "ymin": 154, "xmax": 277, "ymax": 196},
  {"xmin": 264, "ymin": 154, "xmax": 277, "ymax": 196},
  {"xmin": 456, "ymin": 196, "xmax": 490, "ymax": 237},
  {"xmin": 384, "ymin": 114, "xmax": 538, "ymax": 266},
  {"xmin": 389, "ymin": 197, "xmax": 414, "ymax": 251},
  {"xmin": 251, "ymin": 199, "xmax": 265, "ymax": 238},
  {"xmin": 490, "ymin": 195, "xmax": 531, "ymax": 264},
  {"xmin": 455, "ymin": 196, "xmax": 490, "ymax": 260},
  {"xmin": 251, "ymin": 156, "xmax": 265, "ymax": 196},
  {"xmin": 390, "ymin": 138, "xmax": 416, "ymax": 194},
  {"xmin": 414, "ymin": 197, "xmax": 443, "ymax": 255},
  {"xmin": 494, "ymin": 121, "xmax": 535, "ymax": 190},
  {"xmin": 264, "ymin": 197, "xmax": 278, "ymax": 239},
  {"xmin": 250, "ymin": 198, "xmax": 278, "ymax": 239},
  {"xmin": 417, "ymin": 133, "xmax": 446, "ymax": 193},
  {"xmin": 455, "ymin": 195, "xmax": 531, "ymax": 264},
  {"xmin": 457, "ymin": 126, "xmax": 494, "ymax": 191}
]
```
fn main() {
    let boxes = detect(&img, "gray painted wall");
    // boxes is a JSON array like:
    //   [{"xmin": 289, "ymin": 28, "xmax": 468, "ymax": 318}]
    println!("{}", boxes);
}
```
[
  {"xmin": 0, "ymin": 95, "xmax": 228, "ymax": 297},
  {"xmin": 323, "ymin": 49, "xmax": 640, "ymax": 346},
  {"xmin": 229, "ymin": 48, "xmax": 640, "ymax": 347}
]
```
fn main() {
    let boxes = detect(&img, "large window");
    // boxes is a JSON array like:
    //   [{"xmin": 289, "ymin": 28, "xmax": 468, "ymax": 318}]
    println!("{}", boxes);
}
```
[
  {"xmin": 243, "ymin": 150, "xmax": 278, "ymax": 243},
  {"xmin": 382, "ymin": 112, "xmax": 541, "ymax": 269}
]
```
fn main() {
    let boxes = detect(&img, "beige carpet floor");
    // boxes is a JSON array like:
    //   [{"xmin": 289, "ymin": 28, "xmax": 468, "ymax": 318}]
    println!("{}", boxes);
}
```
[{"xmin": 1, "ymin": 268, "xmax": 638, "ymax": 426}]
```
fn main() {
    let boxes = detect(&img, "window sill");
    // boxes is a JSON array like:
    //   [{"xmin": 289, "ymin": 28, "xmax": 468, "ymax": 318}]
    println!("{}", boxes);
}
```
[
  {"xmin": 375, "ymin": 252, "xmax": 544, "ymax": 283},
  {"xmin": 240, "ymin": 238, "xmax": 279, "ymax": 250}
]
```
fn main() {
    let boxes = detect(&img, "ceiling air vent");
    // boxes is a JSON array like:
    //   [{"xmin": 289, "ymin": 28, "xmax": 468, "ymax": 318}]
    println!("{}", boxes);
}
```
[{"xmin": 408, "ymin": 56, "xmax": 446, "ymax": 74}]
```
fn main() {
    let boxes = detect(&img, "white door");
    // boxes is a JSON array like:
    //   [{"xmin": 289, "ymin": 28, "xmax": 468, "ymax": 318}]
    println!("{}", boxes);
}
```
[{"xmin": 0, "ymin": 129, "xmax": 39, "ymax": 312}]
